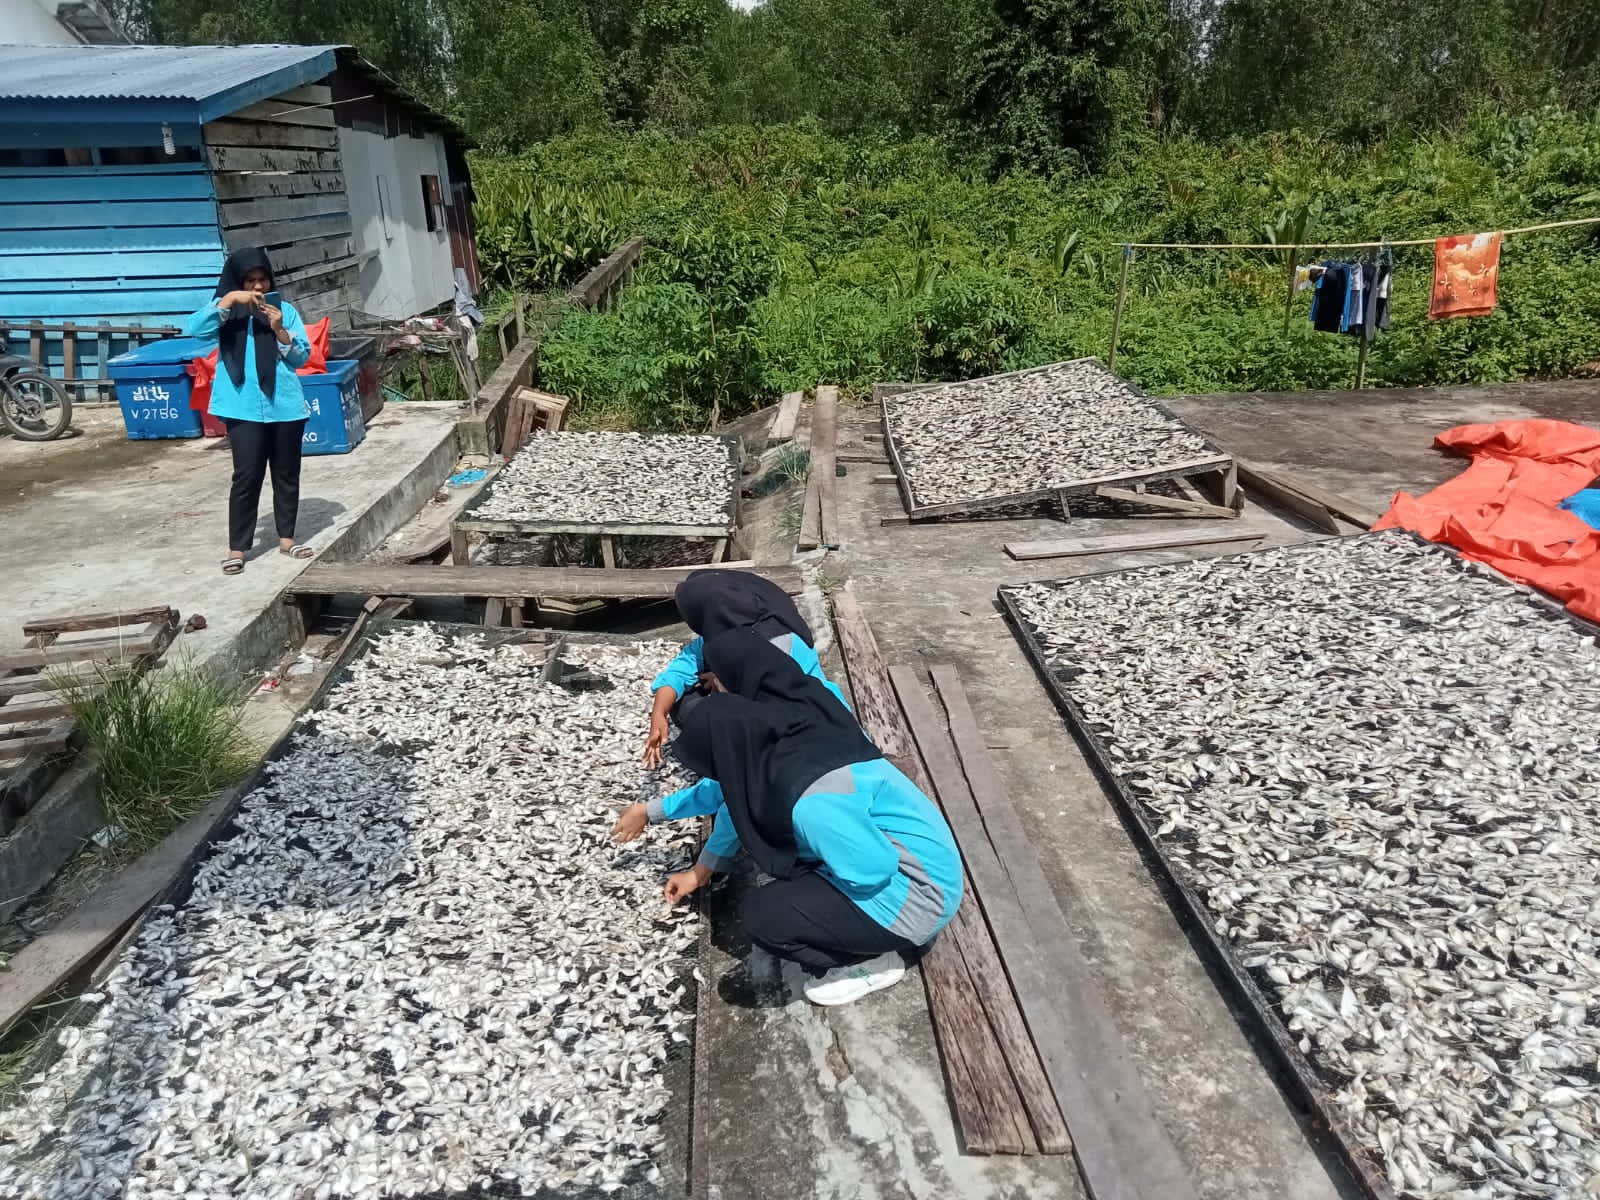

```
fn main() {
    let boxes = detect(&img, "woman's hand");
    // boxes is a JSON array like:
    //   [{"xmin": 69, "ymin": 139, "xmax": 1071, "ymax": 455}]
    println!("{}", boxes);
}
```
[
  {"xmin": 220, "ymin": 289, "xmax": 259, "ymax": 311},
  {"xmin": 642, "ymin": 713, "xmax": 669, "ymax": 767},
  {"xmin": 664, "ymin": 865, "xmax": 712, "ymax": 904},
  {"xmin": 611, "ymin": 803, "xmax": 649, "ymax": 843},
  {"xmin": 257, "ymin": 302, "xmax": 285, "ymax": 334}
]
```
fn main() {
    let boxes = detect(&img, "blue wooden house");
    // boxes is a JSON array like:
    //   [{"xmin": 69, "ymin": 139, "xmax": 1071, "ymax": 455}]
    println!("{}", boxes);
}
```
[{"xmin": 0, "ymin": 42, "xmax": 478, "ymax": 396}]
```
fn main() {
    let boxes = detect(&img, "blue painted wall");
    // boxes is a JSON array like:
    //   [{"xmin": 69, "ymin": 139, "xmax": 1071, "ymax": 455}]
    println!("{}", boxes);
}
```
[{"xmin": 0, "ymin": 121, "xmax": 225, "ymax": 380}]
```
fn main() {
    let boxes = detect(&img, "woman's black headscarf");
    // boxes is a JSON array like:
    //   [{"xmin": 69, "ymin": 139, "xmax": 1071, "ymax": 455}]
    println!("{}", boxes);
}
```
[
  {"xmin": 674, "ymin": 570, "xmax": 814, "ymax": 646},
  {"xmin": 675, "ymin": 629, "xmax": 881, "ymax": 878},
  {"xmin": 213, "ymin": 247, "xmax": 279, "ymax": 398}
]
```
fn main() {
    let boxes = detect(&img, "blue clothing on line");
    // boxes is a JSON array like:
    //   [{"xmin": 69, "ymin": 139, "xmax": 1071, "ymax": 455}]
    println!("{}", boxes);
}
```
[
  {"xmin": 647, "ymin": 757, "xmax": 963, "ymax": 946},
  {"xmin": 1560, "ymin": 487, "xmax": 1600, "ymax": 532},
  {"xmin": 652, "ymin": 631, "xmax": 850, "ymax": 710},
  {"xmin": 183, "ymin": 299, "xmax": 311, "ymax": 423}
]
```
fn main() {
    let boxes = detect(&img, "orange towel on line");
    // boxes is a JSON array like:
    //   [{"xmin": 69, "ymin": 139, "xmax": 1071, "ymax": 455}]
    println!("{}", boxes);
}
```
[
  {"xmin": 1373, "ymin": 419, "xmax": 1600, "ymax": 624},
  {"xmin": 187, "ymin": 317, "xmax": 331, "ymax": 413},
  {"xmin": 1430, "ymin": 232, "xmax": 1502, "ymax": 320}
]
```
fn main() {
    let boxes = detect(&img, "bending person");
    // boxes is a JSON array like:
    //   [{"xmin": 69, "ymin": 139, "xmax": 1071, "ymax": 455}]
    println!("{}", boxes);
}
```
[
  {"xmin": 615, "ymin": 631, "xmax": 962, "ymax": 1006},
  {"xmin": 643, "ymin": 569, "xmax": 846, "ymax": 766},
  {"xmin": 185, "ymin": 247, "xmax": 313, "ymax": 575}
]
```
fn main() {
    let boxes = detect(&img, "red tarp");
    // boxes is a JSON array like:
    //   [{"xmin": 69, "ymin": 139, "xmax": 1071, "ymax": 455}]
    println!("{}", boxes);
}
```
[
  {"xmin": 1374, "ymin": 419, "xmax": 1600, "ymax": 624},
  {"xmin": 187, "ymin": 317, "xmax": 331, "ymax": 415}
]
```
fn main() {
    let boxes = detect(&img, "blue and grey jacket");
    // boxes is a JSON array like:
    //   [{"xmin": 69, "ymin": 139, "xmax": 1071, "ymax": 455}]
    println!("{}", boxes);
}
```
[
  {"xmin": 648, "ymin": 757, "xmax": 962, "ymax": 946},
  {"xmin": 652, "ymin": 632, "xmax": 850, "ymax": 710}
]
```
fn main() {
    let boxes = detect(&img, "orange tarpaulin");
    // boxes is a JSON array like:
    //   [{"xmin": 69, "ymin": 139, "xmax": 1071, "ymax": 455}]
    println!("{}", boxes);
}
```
[
  {"xmin": 1374, "ymin": 419, "xmax": 1600, "ymax": 624},
  {"xmin": 187, "ymin": 317, "xmax": 331, "ymax": 414}
]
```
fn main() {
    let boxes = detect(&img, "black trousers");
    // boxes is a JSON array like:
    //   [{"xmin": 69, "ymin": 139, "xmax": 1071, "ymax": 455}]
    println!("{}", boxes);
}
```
[
  {"xmin": 222, "ymin": 418, "xmax": 306, "ymax": 552},
  {"xmin": 741, "ymin": 871, "xmax": 919, "ymax": 974}
]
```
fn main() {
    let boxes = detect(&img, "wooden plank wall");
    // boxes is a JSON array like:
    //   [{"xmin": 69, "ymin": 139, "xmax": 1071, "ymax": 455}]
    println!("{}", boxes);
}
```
[
  {"xmin": 0, "ymin": 121, "xmax": 225, "ymax": 395},
  {"xmin": 205, "ymin": 86, "xmax": 359, "ymax": 330}
]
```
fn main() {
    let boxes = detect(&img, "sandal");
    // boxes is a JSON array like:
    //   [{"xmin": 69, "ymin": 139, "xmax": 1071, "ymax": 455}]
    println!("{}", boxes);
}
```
[
  {"xmin": 222, "ymin": 558, "xmax": 245, "ymax": 575},
  {"xmin": 279, "ymin": 544, "xmax": 314, "ymax": 560}
]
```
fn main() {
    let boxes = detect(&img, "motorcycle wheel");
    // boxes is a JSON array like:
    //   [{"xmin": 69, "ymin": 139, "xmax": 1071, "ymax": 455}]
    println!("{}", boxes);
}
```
[{"xmin": 1, "ymin": 371, "xmax": 73, "ymax": 442}]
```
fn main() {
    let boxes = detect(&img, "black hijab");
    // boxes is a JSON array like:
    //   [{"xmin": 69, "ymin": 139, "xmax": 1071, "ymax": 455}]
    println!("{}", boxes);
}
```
[
  {"xmin": 213, "ymin": 247, "xmax": 279, "ymax": 398},
  {"xmin": 675, "ymin": 570, "xmax": 814, "ymax": 646},
  {"xmin": 676, "ymin": 630, "xmax": 881, "ymax": 878}
]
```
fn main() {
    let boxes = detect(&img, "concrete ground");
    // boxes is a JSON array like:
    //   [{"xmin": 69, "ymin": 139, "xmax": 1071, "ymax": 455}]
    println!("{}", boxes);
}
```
[
  {"xmin": 1164, "ymin": 378, "xmax": 1600, "ymax": 515},
  {"xmin": 0, "ymin": 404, "xmax": 459, "ymax": 684}
]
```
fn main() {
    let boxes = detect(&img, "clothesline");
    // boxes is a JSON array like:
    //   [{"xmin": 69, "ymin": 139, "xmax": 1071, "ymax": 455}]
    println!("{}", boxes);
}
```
[{"xmin": 1113, "ymin": 215, "xmax": 1600, "ymax": 252}]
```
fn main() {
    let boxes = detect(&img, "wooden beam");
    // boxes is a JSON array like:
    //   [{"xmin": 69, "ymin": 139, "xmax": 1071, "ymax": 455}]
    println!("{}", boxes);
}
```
[
  {"xmin": 205, "ymin": 145, "xmax": 342, "ymax": 174},
  {"xmin": 927, "ymin": 667, "xmax": 1200, "ymax": 1200},
  {"xmin": 828, "ymin": 589, "xmax": 1050, "ymax": 1155},
  {"xmin": 0, "ymin": 631, "xmax": 167, "ymax": 673},
  {"xmin": 204, "ymin": 119, "xmax": 340, "ymax": 151},
  {"xmin": 1236, "ymin": 460, "xmax": 1379, "ymax": 530},
  {"xmin": 0, "ymin": 700, "xmax": 74, "ymax": 728},
  {"xmin": 1234, "ymin": 462, "xmax": 1342, "ymax": 535},
  {"xmin": 1094, "ymin": 485, "xmax": 1240, "ymax": 520},
  {"xmin": 1004, "ymin": 528, "xmax": 1263, "ymax": 561},
  {"xmin": 0, "ymin": 724, "xmax": 72, "ymax": 762},
  {"xmin": 797, "ymin": 468, "xmax": 822, "ymax": 551},
  {"xmin": 814, "ymin": 384, "xmax": 841, "ymax": 550},
  {"xmin": 769, "ymin": 391, "xmax": 803, "ymax": 445},
  {"xmin": 22, "ymin": 606, "xmax": 177, "ymax": 637},
  {"xmin": 286, "ymin": 563, "xmax": 802, "ymax": 601}
]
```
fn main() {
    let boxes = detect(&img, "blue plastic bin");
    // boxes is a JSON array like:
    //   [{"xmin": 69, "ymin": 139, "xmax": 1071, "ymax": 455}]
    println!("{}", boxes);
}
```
[
  {"xmin": 300, "ymin": 360, "xmax": 366, "ymax": 456},
  {"xmin": 106, "ymin": 337, "xmax": 212, "ymax": 440}
]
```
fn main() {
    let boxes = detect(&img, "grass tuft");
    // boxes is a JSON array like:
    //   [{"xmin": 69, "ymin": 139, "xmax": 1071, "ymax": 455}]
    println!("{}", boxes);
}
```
[{"xmin": 54, "ymin": 663, "xmax": 255, "ymax": 850}]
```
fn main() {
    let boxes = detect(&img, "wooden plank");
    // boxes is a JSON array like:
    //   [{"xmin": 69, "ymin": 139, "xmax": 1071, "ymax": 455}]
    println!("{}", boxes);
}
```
[
  {"xmin": 770, "ymin": 391, "xmax": 803, "ymax": 444},
  {"xmin": 254, "ymin": 235, "xmax": 352, "ymax": 275},
  {"xmin": 1094, "ymin": 485, "xmax": 1240, "ymax": 519},
  {"xmin": 0, "ymin": 778, "xmax": 238, "ymax": 1036},
  {"xmin": 0, "ymin": 700, "xmax": 74, "ymax": 728},
  {"xmin": 1234, "ymin": 462, "xmax": 1342, "ymax": 535},
  {"xmin": 0, "ymin": 724, "xmax": 72, "ymax": 762},
  {"xmin": 797, "ymin": 468, "xmax": 822, "ymax": 551},
  {"xmin": 205, "ymin": 146, "xmax": 342, "ymax": 174},
  {"xmin": 0, "ymin": 662, "xmax": 101, "ymax": 702},
  {"xmin": 211, "ymin": 170, "xmax": 346, "ymax": 201},
  {"xmin": 888, "ymin": 668, "xmax": 1072, "ymax": 1156},
  {"xmin": 454, "ymin": 517, "xmax": 730, "ymax": 539},
  {"xmin": 929, "ymin": 667, "xmax": 1200, "ymax": 1200},
  {"xmin": 203, "ymin": 119, "xmax": 340, "ymax": 151},
  {"xmin": 0, "ymin": 633, "xmax": 162, "ymax": 673},
  {"xmin": 60, "ymin": 322, "xmax": 77, "ymax": 382},
  {"xmin": 221, "ymin": 211, "xmax": 353, "ymax": 248},
  {"xmin": 814, "ymin": 384, "xmax": 840, "ymax": 550},
  {"xmin": 828, "ymin": 589, "xmax": 1044, "ymax": 1155},
  {"xmin": 1005, "ymin": 528, "xmax": 1263, "ymax": 561},
  {"xmin": 216, "ymin": 193, "xmax": 347, "ymax": 227},
  {"xmin": 286, "ymin": 564, "xmax": 803, "ymax": 601},
  {"xmin": 1237, "ymin": 460, "xmax": 1379, "ymax": 530},
  {"xmin": 229, "ymin": 97, "xmax": 336, "ymax": 128},
  {"xmin": 22, "ymin": 606, "xmax": 177, "ymax": 637}
]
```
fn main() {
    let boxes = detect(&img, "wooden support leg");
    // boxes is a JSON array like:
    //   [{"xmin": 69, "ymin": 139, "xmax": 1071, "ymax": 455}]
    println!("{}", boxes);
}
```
[
  {"xmin": 507, "ymin": 598, "xmax": 525, "ymax": 629},
  {"xmin": 1221, "ymin": 459, "xmax": 1240, "ymax": 509},
  {"xmin": 484, "ymin": 597, "xmax": 506, "ymax": 627},
  {"xmin": 599, "ymin": 536, "xmax": 617, "ymax": 569},
  {"xmin": 450, "ymin": 528, "xmax": 471, "ymax": 566},
  {"xmin": 1055, "ymin": 491, "xmax": 1071, "ymax": 523},
  {"xmin": 284, "ymin": 595, "xmax": 313, "ymax": 647},
  {"xmin": 711, "ymin": 537, "xmax": 730, "ymax": 564}
]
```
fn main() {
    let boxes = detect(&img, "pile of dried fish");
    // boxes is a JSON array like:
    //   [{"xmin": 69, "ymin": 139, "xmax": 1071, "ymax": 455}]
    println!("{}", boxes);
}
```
[
  {"xmin": 0, "ymin": 627, "xmax": 699, "ymax": 1199},
  {"xmin": 476, "ymin": 432, "xmax": 736, "ymax": 528},
  {"xmin": 1004, "ymin": 533, "xmax": 1600, "ymax": 1200},
  {"xmin": 883, "ymin": 360, "xmax": 1216, "ymax": 511}
]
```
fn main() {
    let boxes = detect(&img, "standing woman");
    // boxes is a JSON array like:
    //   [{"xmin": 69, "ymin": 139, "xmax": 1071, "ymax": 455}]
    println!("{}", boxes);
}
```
[{"xmin": 185, "ymin": 247, "xmax": 313, "ymax": 575}]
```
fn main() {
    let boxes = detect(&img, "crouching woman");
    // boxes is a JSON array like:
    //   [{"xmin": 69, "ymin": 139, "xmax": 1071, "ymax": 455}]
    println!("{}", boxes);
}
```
[{"xmin": 614, "ymin": 630, "xmax": 962, "ymax": 1006}]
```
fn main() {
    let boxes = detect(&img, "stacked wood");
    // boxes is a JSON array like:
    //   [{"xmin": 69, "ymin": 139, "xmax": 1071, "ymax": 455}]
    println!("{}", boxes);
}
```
[{"xmin": 499, "ymin": 387, "xmax": 570, "ymax": 458}]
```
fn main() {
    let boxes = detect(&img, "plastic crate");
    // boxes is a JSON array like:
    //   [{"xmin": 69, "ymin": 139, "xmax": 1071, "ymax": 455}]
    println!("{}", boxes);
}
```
[
  {"xmin": 300, "ymin": 360, "xmax": 366, "ymax": 456},
  {"xmin": 106, "ymin": 358, "xmax": 201, "ymax": 440}
]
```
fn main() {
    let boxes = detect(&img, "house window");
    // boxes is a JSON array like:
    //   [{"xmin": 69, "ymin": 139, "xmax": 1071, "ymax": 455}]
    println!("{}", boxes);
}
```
[{"xmin": 421, "ymin": 174, "xmax": 444, "ymax": 233}]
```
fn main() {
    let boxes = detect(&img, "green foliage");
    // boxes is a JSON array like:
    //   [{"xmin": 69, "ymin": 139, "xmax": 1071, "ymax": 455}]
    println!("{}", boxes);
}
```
[
  {"xmin": 511, "ymin": 113, "xmax": 1600, "ymax": 430},
  {"xmin": 473, "ymin": 170, "xmax": 626, "ymax": 290},
  {"xmin": 56, "ymin": 663, "xmax": 254, "ymax": 850}
]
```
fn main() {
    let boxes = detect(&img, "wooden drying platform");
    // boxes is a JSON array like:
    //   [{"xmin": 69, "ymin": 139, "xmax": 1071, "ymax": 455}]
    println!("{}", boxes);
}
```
[
  {"xmin": 0, "ymin": 606, "xmax": 178, "ymax": 831},
  {"xmin": 877, "ymin": 362, "xmax": 1239, "ymax": 524},
  {"xmin": 1005, "ymin": 527, "xmax": 1264, "ymax": 561},
  {"xmin": 284, "ymin": 563, "xmax": 802, "ymax": 632},
  {"xmin": 1236, "ymin": 459, "xmax": 1382, "ymax": 534}
]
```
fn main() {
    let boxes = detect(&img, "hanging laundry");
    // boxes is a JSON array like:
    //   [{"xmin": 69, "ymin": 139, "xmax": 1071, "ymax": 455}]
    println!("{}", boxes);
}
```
[
  {"xmin": 1345, "ymin": 262, "xmax": 1367, "ymax": 332},
  {"xmin": 1293, "ymin": 265, "xmax": 1321, "ymax": 293},
  {"xmin": 1345, "ymin": 258, "xmax": 1394, "ymax": 341},
  {"xmin": 1430, "ymin": 231, "xmax": 1502, "ymax": 319},
  {"xmin": 1310, "ymin": 262, "xmax": 1353, "ymax": 333}
]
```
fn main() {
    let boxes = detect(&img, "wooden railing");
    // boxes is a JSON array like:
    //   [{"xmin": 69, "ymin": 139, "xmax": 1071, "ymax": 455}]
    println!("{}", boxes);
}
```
[{"xmin": 0, "ymin": 320, "xmax": 182, "ymax": 401}]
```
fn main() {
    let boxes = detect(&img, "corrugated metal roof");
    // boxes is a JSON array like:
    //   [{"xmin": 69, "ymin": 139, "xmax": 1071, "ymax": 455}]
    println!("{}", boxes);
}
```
[{"xmin": 0, "ymin": 42, "xmax": 340, "ymax": 103}]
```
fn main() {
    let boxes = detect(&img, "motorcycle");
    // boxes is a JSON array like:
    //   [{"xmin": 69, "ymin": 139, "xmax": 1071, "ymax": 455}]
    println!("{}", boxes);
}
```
[{"xmin": 0, "ymin": 338, "xmax": 73, "ymax": 441}]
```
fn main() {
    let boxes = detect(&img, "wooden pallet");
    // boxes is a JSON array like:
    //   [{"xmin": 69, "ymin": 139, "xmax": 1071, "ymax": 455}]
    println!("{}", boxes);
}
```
[
  {"xmin": 0, "ymin": 606, "xmax": 179, "ymax": 829},
  {"xmin": 498, "ymin": 386, "xmax": 570, "ymax": 459}
]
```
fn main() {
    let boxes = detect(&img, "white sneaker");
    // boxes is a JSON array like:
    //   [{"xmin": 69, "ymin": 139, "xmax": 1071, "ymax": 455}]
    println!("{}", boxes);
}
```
[{"xmin": 802, "ymin": 952, "xmax": 907, "ymax": 1006}]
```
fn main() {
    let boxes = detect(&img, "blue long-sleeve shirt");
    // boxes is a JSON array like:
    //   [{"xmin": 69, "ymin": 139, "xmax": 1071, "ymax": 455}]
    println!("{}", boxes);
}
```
[
  {"xmin": 184, "ymin": 299, "xmax": 311, "ymax": 423},
  {"xmin": 647, "ymin": 758, "xmax": 963, "ymax": 946},
  {"xmin": 652, "ymin": 631, "xmax": 850, "ymax": 710}
]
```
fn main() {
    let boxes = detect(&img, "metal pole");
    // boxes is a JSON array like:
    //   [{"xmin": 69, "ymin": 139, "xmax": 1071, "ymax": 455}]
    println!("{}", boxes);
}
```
[
  {"xmin": 1281, "ymin": 247, "xmax": 1299, "ymax": 335},
  {"xmin": 1108, "ymin": 244, "xmax": 1133, "ymax": 371}
]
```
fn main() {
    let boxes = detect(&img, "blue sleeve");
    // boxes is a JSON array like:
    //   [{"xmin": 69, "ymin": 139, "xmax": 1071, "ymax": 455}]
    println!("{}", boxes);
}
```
[
  {"xmin": 651, "ymin": 637, "xmax": 704, "ymax": 698},
  {"xmin": 783, "ymin": 638, "xmax": 852, "ymax": 712},
  {"xmin": 698, "ymin": 807, "xmax": 741, "ymax": 872},
  {"xmin": 185, "ymin": 300, "xmax": 224, "ymax": 343},
  {"xmin": 790, "ymin": 792, "xmax": 899, "ymax": 896},
  {"xmin": 648, "ymin": 777, "xmax": 724, "ymax": 822},
  {"xmin": 279, "ymin": 301, "xmax": 310, "ymax": 369}
]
